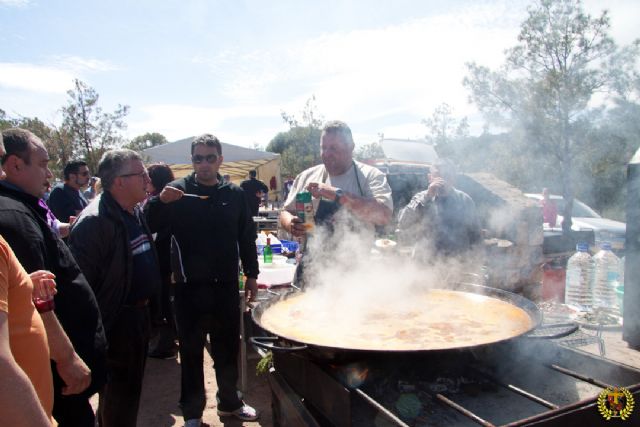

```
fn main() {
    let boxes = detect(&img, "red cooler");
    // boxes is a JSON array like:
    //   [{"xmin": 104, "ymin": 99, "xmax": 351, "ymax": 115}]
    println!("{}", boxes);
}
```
[{"xmin": 542, "ymin": 260, "xmax": 566, "ymax": 302}]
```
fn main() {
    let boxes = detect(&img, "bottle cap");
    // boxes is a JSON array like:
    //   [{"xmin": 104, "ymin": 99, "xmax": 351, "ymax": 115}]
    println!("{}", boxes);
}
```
[
  {"xmin": 600, "ymin": 242, "xmax": 612, "ymax": 251},
  {"xmin": 576, "ymin": 242, "xmax": 589, "ymax": 252}
]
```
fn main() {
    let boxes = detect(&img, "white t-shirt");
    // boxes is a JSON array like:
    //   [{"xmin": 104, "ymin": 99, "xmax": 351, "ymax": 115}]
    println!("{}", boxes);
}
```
[{"xmin": 283, "ymin": 160, "xmax": 393, "ymax": 214}]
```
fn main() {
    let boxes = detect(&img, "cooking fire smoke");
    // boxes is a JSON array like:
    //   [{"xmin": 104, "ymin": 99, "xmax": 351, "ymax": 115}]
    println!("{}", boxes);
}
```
[{"xmin": 299, "ymin": 207, "xmax": 486, "ymax": 323}]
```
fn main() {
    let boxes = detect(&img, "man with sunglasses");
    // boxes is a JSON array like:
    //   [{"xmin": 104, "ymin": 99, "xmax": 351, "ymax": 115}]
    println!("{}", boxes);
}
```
[
  {"xmin": 145, "ymin": 134, "xmax": 260, "ymax": 426},
  {"xmin": 48, "ymin": 160, "xmax": 91, "ymax": 223}
]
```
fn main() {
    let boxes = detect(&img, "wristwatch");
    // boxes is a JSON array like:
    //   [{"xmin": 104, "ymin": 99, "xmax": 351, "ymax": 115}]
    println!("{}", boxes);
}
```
[{"xmin": 334, "ymin": 188, "xmax": 344, "ymax": 204}]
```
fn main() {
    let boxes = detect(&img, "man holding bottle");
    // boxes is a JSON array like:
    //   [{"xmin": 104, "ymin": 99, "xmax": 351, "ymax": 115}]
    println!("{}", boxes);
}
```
[{"xmin": 280, "ymin": 120, "xmax": 393, "ymax": 238}]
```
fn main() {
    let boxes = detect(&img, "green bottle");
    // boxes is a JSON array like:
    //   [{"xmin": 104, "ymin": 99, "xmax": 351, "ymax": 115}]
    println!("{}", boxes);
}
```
[
  {"xmin": 238, "ymin": 269, "xmax": 244, "ymax": 290},
  {"xmin": 263, "ymin": 237, "xmax": 273, "ymax": 264}
]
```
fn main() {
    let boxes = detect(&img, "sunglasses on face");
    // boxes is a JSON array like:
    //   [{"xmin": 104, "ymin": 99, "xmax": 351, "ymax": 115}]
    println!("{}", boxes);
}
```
[{"xmin": 192, "ymin": 154, "xmax": 219, "ymax": 164}]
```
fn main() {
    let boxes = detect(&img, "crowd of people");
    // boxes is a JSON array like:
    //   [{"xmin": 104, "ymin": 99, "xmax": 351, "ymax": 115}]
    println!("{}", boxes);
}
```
[{"xmin": 0, "ymin": 120, "xmax": 481, "ymax": 427}]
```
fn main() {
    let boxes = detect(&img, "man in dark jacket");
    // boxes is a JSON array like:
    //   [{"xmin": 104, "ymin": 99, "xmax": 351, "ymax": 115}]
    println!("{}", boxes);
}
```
[
  {"xmin": 240, "ymin": 169, "xmax": 268, "ymax": 216},
  {"xmin": 397, "ymin": 160, "xmax": 481, "ymax": 259},
  {"xmin": 69, "ymin": 149, "xmax": 161, "ymax": 427},
  {"xmin": 0, "ymin": 128, "xmax": 107, "ymax": 427},
  {"xmin": 48, "ymin": 160, "xmax": 90, "ymax": 223},
  {"xmin": 146, "ymin": 134, "xmax": 260, "ymax": 426}
]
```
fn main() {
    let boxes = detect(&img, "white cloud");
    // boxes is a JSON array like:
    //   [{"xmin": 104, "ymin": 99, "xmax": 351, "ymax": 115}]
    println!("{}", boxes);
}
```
[
  {"xmin": 127, "ymin": 103, "xmax": 287, "ymax": 144},
  {"xmin": 584, "ymin": 0, "xmax": 640, "ymax": 46},
  {"xmin": 0, "ymin": 63, "xmax": 75, "ymax": 93},
  {"xmin": 0, "ymin": 0, "xmax": 30, "ymax": 7},
  {"xmin": 188, "ymin": 1, "xmax": 524, "ymax": 141},
  {"xmin": 50, "ymin": 55, "xmax": 119, "ymax": 73},
  {"xmin": 0, "ymin": 56, "xmax": 118, "ymax": 94},
  {"xmin": 102, "ymin": 0, "xmax": 640, "ymax": 147}
]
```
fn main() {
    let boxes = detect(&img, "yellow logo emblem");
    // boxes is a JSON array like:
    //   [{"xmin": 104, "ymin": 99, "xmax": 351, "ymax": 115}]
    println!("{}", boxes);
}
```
[{"xmin": 597, "ymin": 387, "xmax": 635, "ymax": 421}]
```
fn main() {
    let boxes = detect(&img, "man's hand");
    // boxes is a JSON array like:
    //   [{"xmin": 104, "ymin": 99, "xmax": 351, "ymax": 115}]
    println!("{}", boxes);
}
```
[
  {"xmin": 244, "ymin": 277, "xmax": 258, "ymax": 304},
  {"xmin": 39, "ymin": 310, "xmax": 92, "ymax": 395},
  {"xmin": 55, "ymin": 351, "xmax": 92, "ymax": 395},
  {"xmin": 29, "ymin": 270, "xmax": 57, "ymax": 301},
  {"xmin": 426, "ymin": 177, "xmax": 446, "ymax": 198},
  {"xmin": 159, "ymin": 186, "xmax": 184, "ymax": 204},
  {"xmin": 281, "ymin": 211, "xmax": 307, "ymax": 237},
  {"xmin": 306, "ymin": 182, "xmax": 338, "ymax": 201}
]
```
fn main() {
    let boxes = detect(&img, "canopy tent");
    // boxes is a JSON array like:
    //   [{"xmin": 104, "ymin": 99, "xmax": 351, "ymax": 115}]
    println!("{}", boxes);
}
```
[
  {"xmin": 380, "ymin": 138, "xmax": 439, "ymax": 164},
  {"xmin": 142, "ymin": 137, "xmax": 282, "ymax": 199}
]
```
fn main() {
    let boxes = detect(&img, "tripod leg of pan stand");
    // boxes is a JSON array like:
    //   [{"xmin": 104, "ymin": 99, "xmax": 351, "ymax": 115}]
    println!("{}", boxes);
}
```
[
  {"xmin": 597, "ymin": 327, "xmax": 606, "ymax": 357},
  {"xmin": 239, "ymin": 291, "xmax": 247, "ymax": 392}
]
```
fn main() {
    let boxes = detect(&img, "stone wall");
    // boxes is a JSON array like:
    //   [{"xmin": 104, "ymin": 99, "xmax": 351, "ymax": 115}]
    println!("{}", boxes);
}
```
[{"xmin": 457, "ymin": 173, "xmax": 544, "ymax": 299}]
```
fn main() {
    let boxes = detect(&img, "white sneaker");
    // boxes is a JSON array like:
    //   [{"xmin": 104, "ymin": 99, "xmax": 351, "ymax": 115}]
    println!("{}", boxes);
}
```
[{"xmin": 217, "ymin": 404, "xmax": 259, "ymax": 421}]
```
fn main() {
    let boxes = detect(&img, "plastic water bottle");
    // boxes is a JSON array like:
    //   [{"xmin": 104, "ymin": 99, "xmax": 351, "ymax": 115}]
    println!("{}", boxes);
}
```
[
  {"xmin": 592, "ymin": 242, "xmax": 620, "ymax": 312},
  {"xmin": 255, "ymin": 232, "xmax": 267, "ymax": 254},
  {"xmin": 263, "ymin": 237, "xmax": 273, "ymax": 264},
  {"xmin": 565, "ymin": 243, "xmax": 594, "ymax": 310}
]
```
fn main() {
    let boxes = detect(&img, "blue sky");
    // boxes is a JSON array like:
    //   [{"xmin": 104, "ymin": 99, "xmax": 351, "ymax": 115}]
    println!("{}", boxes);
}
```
[{"xmin": 1, "ymin": 0, "xmax": 638, "ymax": 148}]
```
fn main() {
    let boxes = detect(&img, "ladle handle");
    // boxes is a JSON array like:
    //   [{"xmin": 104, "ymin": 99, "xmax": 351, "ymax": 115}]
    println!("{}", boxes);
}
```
[{"xmin": 250, "ymin": 336, "xmax": 308, "ymax": 352}]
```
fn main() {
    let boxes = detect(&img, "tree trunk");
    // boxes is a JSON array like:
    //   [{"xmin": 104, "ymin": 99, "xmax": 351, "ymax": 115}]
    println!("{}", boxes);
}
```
[{"xmin": 561, "ymin": 112, "xmax": 574, "ymax": 236}]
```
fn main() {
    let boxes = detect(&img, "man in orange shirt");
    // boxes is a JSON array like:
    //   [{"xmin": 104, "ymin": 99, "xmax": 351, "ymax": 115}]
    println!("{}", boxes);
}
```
[{"xmin": 0, "ymin": 134, "xmax": 52, "ymax": 426}]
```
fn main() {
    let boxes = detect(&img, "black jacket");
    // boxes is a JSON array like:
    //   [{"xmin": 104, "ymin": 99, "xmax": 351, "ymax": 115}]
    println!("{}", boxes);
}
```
[
  {"xmin": 69, "ymin": 190, "xmax": 158, "ymax": 332},
  {"xmin": 240, "ymin": 177, "xmax": 268, "ymax": 216},
  {"xmin": 0, "ymin": 183, "xmax": 107, "ymax": 395},
  {"xmin": 145, "ymin": 173, "xmax": 259, "ymax": 283},
  {"xmin": 47, "ymin": 183, "xmax": 88, "ymax": 223}
]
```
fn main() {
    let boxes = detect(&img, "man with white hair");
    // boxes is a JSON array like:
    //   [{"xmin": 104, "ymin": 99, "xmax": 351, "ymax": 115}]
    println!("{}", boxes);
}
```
[
  {"xmin": 280, "ymin": 120, "xmax": 393, "ymax": 237},
  {"xmin": 70, "ymin": 149, "xmax": 161, "ymax": 427}
]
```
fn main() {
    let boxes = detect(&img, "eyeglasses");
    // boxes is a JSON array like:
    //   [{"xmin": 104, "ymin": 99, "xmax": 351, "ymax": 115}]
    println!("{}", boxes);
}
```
[
  {"xmin": 119, "ymin": 170, "xmax": 149, "ymax": 179},
  {"xmin": 192, "ymin": 154, "xmax": 219, "ymax": 164}
]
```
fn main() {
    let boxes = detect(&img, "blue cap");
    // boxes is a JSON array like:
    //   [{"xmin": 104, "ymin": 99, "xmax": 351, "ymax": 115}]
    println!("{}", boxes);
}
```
[
  {"xmin": 576, "ymin": 243, "xmax": 589, "ymax": 252},
  {"xmin": 600, "ymin": 242, "xmax": 612, "ymax": 251}
]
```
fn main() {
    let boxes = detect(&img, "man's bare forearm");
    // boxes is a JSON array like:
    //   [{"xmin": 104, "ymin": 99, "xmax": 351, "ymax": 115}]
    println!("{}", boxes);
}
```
[
  {"xmin": 40, "ymin": 311, "xmax": 75, "ymax": 362},
  {"xmin": 1, "ymin": 314, "xmax": 51, "ymax": 426},
  {"xmin": 40, "ymin": 311, "xmax": 91, "ymax": 395},
  {"xmin": 343, "ymin": 195, "xmax": 392, "ymax": 226},
  {"xmin": 0, "ymin": 359, "xmax": 51, "ymax": 426}
]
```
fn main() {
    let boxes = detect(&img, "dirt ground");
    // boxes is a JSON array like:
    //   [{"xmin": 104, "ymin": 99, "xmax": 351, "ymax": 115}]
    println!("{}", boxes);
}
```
[
  {"xmin": 91, "ymin": 345, "xmax": 273, "ymax": 427},
  {"xmin": 89, "ymin": 326, "xmax": 640, "ymax": 427}
]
